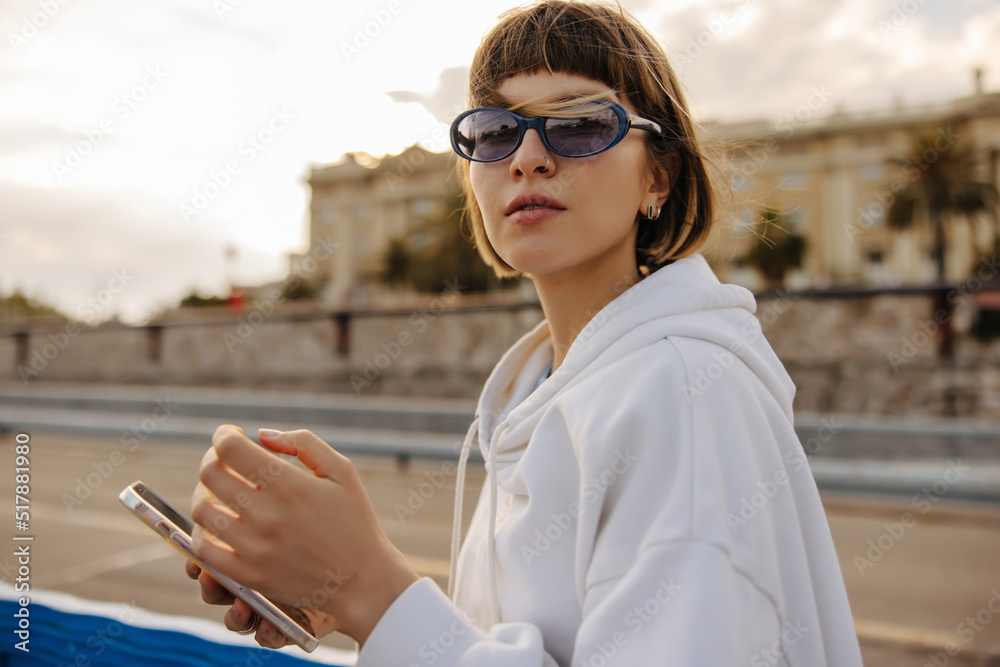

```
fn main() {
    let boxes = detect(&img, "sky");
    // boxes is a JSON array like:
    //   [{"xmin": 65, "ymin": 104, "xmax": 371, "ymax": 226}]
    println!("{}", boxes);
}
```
[{"xmin": 2, "ymin": 0, "xmax": 998, "ymax": 324}]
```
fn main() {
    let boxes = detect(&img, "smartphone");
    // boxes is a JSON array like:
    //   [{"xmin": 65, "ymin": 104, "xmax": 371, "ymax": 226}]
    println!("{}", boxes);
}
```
[{"xmin": 118, "ymin": 480, "xmax": 320, "ymax": 652}]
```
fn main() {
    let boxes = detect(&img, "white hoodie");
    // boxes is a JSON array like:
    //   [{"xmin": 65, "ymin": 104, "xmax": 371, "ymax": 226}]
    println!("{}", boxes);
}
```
[{"xmin": 356, "ymin": 254, "xmax": 863, "ymax": 666}]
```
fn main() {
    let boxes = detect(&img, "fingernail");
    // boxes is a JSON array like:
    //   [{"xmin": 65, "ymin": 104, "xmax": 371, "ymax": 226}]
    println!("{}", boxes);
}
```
[{"xmin": 258, "ymin": 429, "xmax": 283, "ymax": 439}]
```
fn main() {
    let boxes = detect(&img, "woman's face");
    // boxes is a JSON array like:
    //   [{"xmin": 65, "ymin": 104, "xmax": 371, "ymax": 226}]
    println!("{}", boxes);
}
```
[{"xmin": 470, "ymin": 71, "xmax": 658, "ymax": 282}]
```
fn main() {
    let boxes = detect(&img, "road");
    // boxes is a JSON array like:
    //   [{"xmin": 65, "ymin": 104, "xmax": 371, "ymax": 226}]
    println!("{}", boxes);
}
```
[{"xmin": 2, "ymin": 429, "xmax": 999, "ymax": 666}]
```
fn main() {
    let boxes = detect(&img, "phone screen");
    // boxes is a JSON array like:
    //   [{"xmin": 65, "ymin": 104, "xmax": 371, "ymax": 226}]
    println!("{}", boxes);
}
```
[{"xmin": 134, "ymin": 483, "xmax": 197, "ymax": 535}]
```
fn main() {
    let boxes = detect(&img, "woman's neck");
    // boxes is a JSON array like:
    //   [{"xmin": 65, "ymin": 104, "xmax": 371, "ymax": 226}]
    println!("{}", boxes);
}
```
[{"xmin": 533, "ymin": 256, "xmax": 641, "ymax": 372}]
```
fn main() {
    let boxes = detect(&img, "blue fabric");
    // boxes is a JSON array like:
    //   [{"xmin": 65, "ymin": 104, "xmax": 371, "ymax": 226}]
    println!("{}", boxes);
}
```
[{"xmin": 0, "ymin": 597, "xmax": 347, "ymax": 667}]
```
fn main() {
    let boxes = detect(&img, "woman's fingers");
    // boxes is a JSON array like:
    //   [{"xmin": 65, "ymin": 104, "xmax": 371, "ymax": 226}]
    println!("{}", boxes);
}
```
[
  {"xmin": 197, "ymin": 568, "xmax": 236, "ymax": 606},
  {"xmin": 190, "ymin": 484, "xmax": 250, "ymax": 549},
  {"xmin": 222, "ymin": 601, "xmax": 289, "ymax": 649},
  {"xmin": 254, "ymin": 619, "xmax": 290, "ymax": 649},
  {"xmin": 223, "ymin": 597, "xmax": 258, "ymax": 632},
  {"xmin": 258, "ymin": 428, "xmax": 353, "ymax": 481},
  {"xmin": 211, "ymin": 425, "xmax": 290, "ymax": 491},
  {"xmin": 198, "ymin": 445, "xmax": 258, "ymax": 514}
]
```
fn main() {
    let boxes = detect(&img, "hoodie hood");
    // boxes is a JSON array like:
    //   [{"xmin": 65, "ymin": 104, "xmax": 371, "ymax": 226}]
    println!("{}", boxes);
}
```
[{"xmin": 447, "ymin": 253, "xmax": 796, "ymax": 620}]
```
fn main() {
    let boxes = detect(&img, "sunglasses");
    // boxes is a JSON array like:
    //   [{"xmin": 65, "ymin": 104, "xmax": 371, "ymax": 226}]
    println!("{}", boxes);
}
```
[{"xmin": 450, "ymin": 100, "xmax": 663, "ymax": 163}]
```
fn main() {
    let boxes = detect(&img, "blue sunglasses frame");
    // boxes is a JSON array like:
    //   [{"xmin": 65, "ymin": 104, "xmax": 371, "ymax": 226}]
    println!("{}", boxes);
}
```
[{"xmin": 450, "ymin": 100, "xmax": 663, "ymax": 163}]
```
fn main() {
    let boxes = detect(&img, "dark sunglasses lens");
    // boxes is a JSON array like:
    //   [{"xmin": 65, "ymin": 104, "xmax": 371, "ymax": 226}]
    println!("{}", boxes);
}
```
[
  {"xmin": 455, "ymin": 109, "xmax": 521, "ymax": 161},
  {"xmin": 545, "ymin": 106, "xmax": 621, "ymax": 156}
]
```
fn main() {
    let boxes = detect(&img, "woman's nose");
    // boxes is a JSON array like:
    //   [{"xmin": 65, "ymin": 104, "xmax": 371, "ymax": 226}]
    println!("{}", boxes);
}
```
[{"xmin": 509, "ymin": 129, "xmax": 554, "ymax": 177}]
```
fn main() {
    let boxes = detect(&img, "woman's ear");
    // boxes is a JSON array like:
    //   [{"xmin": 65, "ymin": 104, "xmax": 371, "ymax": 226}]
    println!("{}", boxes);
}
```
[{"xmin": 649, "ymin": 153, "xmax": 680, "ymax": 207}]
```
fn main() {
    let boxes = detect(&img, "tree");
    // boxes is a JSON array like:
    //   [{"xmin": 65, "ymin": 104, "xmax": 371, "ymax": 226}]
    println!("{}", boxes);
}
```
[
  {"xmin": 886, "ymin": 126, "xmax": 999, "ymax": 282},
  {"xmin": 178, "ymin": 291, "xmax": 228, "ymax": 308},
  {"xmin": 743, "ymin": 208, "xmax": 807, "ymax": 288},
  {"xmin": 379, "ymin": 187, "xmax": 520, "ymax": 293},
  {"xmin": 0, "ymin": 290, "xmax": 71, "ymax": 321},
  {"xmin": 886, "ymin": 126, "xmax": 999, "ymax": 358}
]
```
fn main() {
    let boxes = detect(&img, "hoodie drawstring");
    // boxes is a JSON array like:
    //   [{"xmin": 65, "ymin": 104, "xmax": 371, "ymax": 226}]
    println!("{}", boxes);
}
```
[
  {"xmin": 487, "ymin": 422, "xmax": 501, "ymax": 625},
  {"xmin": 448, "ymin": 417, "xmax": 479, "ymax": 600},
  {"xmin": 447, "ymin": 414, "xmax": 503, "ymax": 626}
]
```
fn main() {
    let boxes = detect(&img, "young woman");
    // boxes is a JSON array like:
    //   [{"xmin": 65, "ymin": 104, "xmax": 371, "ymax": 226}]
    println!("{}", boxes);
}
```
[{"xmin": 187, "ymin": 2, "xmax": 864, "ymax": 664}]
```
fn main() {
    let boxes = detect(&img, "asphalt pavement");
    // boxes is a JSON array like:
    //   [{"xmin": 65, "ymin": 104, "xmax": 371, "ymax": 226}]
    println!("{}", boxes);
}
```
[{"xmin": 0, "ymin": 428, "xmax": 998, "ymax": 665}]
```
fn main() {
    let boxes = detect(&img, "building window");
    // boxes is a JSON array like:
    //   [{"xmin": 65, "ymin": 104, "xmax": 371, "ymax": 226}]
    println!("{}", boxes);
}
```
[
  {"xmin": 410, "ymin": 197, "xmax": 433, "ymax": 216},
  {"xmin": 320, "ymin": 206, "xmax": 339, "ymax": 223},
  {"xmin": 860, "ymin": 165, "xmax": 887, "ymax": 181},
  {"xmin": 780, "ymin": 172, "xmax": 808, "ymax": 190}
]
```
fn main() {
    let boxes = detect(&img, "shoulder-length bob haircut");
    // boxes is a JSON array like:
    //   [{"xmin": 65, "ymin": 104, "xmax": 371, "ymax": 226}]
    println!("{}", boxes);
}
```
[{"xmin": 458, "ymin": 0, "xmax": 716, "ymax": 278}]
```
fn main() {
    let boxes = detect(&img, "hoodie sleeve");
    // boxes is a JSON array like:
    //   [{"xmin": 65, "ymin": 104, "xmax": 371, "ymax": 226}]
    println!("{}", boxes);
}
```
[{"xmin": 356, "ymin": 577, "xmax": 561, "ymax": 666}]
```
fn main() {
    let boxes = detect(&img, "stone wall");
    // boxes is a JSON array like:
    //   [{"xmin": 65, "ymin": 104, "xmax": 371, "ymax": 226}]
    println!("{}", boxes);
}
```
[{"xmin": 3, "ymin": 291, "xmax": 998, "ymax": 418}]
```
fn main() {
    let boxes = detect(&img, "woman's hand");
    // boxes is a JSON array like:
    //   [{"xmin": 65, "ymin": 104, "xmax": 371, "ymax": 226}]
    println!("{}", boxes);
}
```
[
  {"xmin": 189, "ymin": 425, "xmax": 421, "ymax": 646},
  {"xmin": 184, "ymin": 559, "xmax": 340, "ymax": 649}
]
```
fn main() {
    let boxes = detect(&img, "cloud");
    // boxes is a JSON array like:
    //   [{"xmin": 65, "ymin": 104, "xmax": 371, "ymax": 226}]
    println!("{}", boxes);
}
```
[
  {"xmin": 388, "ymin": 66, "xmax": 470, "ymax": 123},
  {"xmin": 0, "ymin": 180, "xmax": 278, "ymax": 324},
  {"xmin": 652, "ymin": 0, "xmax": 1000, "ymax": 123}
]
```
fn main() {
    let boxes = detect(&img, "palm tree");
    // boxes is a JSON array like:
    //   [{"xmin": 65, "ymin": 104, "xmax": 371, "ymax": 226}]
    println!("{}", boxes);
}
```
[
  {"xmin": 886, "ymin": 126, "xmax": 999, "ymax": 358},
  {"xmin": 886, "ymin": 127, "xmax": 998, "ymax": 282}
]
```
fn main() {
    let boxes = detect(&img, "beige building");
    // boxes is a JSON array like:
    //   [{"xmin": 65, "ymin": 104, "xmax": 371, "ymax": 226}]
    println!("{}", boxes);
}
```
[
  {"xmin": 704, "ymin": 74, "xmax": 999, "ymax": 290},
  {"xmin": 303, "ymin": 147, "xmax": 459, "ymax": 305},
  {"xmin": 303, "ymin": 78, "xmax": 1000, "ymax": 303}
]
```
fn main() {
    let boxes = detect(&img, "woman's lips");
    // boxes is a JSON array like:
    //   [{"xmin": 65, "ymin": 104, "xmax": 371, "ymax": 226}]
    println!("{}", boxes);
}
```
[
  {"xmin": 508, "ymin": 206, "xmax": 564, "ymax": 225},
  {"xmin": 505, "ymin": 194, "xmax": 566, "ymax": 225}
]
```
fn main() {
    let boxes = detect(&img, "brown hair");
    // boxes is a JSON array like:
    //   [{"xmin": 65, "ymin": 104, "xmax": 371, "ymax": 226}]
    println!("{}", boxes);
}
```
[{"xmin": 458, "ymin": 0, "xmax": 717, "ymax": 278}]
